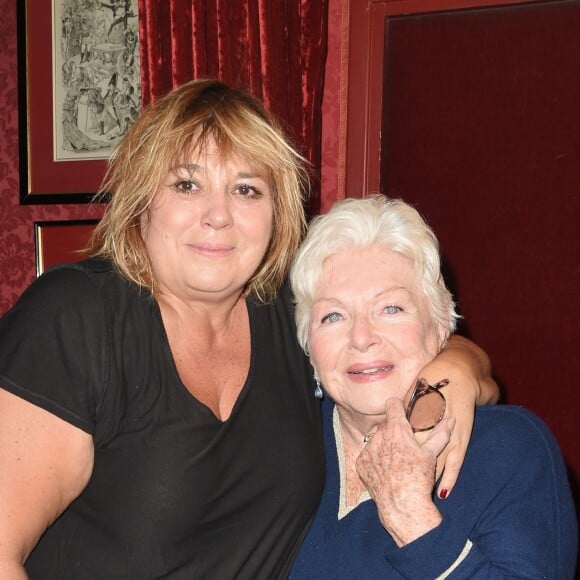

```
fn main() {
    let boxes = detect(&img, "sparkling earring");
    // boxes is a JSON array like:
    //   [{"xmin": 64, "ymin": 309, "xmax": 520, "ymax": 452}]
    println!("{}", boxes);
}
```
[{"xmin": 314, "ymin": 376, "xmax": 323, "ymax": 399}]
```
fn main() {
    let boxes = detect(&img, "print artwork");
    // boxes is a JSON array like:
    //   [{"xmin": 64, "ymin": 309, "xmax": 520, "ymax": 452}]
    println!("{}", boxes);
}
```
[{"xmin": 53, "ymin": 0, "xmax": 141, "ymax": 161}]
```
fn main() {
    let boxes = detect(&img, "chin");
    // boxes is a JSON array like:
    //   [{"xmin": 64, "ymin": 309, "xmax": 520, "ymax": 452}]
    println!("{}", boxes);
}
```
[{"xmin": 353, "ymin": 399, "xmax": 390, "ymax": 418}]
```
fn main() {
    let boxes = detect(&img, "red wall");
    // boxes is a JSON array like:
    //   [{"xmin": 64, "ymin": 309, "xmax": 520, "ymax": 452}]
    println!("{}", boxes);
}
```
[{"xmin": 0, "ymin": 0, "xmax": 103, "ymax": 313}]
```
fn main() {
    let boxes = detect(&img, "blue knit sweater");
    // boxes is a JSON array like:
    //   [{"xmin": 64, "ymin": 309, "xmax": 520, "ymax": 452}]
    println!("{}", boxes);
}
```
[{"xmin": 290, "ymin": 401, "xmax": 578, "ymax": 579}]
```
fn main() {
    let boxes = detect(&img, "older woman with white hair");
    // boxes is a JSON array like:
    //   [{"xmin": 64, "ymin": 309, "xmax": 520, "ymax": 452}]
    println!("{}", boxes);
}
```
[{"xmin": 289, "ymin": 195, "xmax": 577, "ymax": 579}]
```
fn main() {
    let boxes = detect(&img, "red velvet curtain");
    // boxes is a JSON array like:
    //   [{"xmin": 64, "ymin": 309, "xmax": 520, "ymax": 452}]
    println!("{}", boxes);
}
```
[{"xmin": 137, "ymin": 0, "xmax": 328, "ymax": 213}]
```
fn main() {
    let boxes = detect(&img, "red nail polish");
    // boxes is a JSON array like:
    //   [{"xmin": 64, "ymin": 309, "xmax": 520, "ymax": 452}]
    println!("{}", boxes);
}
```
[{"xmin": 439, "ymin": 489, "xmax": 448, "ymax": 499}]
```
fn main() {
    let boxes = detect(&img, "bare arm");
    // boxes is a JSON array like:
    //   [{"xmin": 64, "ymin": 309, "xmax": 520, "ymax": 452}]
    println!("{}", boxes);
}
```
[
  {"xmin": 418, "ymin": 335, "xmax": 499, "ymax": 497},
  {"xmin": 440, "ymin": 335, "xmax": 499, "ymax": 404},
  {"xmin": 0, "ymin": 388, "xmax": 94, "ymax": 577}
]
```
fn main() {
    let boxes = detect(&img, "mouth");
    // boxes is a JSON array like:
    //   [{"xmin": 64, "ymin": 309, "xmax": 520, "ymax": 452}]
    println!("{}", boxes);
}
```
[
  {"xmin": 348, "ymin": 364, "xmax": 394, "ymax": 376},
  {"xmin": 189, "ymin": 243, "xmax": 234, "ymax": 257}
]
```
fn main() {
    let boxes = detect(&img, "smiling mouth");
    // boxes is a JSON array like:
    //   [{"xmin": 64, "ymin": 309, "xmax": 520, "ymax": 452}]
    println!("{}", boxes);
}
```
[
  {"xmin": 190, "ymin": 243, "xmax": 234, "ymax": 257},
  {"xmin": 349, "ymin": 365, "xmax": 394, "ymax": 376}
]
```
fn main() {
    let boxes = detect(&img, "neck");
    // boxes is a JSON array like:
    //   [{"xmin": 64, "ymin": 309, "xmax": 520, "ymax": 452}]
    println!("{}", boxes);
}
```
[
  {"xmin": 336, "ymin": 407, "xmax": 378, "ymax": 451},
  {"xmin": 157, "ymin": 290, "xmax": 246, "ymax": 333},
  {"xmin": 334, "ymin": 407, "xmax": 370, "ymax": 508}
]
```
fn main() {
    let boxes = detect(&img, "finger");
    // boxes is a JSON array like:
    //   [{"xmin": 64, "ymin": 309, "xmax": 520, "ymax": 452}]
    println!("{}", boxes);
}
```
[
  {"xmin": 436, "ymin": 444, "xmax": 465, "ymax": 499},
  {"xmin": 382, "ymin": 398, "xmax": 415, "ymax": 439},
  {"xmin": 384, "ymin": 397, "xmax": 407, "ymax": 421},
  {"xmin": 434, "ymin": 415, "xmax": 467, "ymax": 498},
  {"xmin": 423, "ymin": 417, "xmax": 455, "ymax": 459}
]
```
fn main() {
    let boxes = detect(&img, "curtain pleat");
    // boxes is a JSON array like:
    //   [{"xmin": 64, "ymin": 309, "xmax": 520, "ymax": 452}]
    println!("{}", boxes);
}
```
[{"xmin": 137, "ymin": 0, "xmax": 328, "ymax": 213}]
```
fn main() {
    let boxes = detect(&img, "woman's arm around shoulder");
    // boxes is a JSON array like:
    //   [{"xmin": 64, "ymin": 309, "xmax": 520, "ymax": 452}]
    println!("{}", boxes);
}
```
[
  {"xmin": 419, "ymin": 334, "xmax": 499, "ymax": 497},
  {"xmin": 0, "ymin": 388, "xmax": 94, "ymax": 577},
  {"xmin": 427, "ymin": 335, "xmax": 499, "ymax": 405}
]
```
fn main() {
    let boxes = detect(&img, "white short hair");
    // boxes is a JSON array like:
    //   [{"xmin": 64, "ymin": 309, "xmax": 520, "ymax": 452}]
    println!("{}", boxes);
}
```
[{"xmin": 290, "ymin": 195, "xmax": 459, "ymax": 353}]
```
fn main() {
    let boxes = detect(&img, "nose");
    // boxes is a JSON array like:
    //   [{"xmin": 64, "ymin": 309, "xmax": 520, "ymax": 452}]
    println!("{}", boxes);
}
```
[
  {"xmin": 201, "ymin": 192, "xmax": 233, "ymax": 229},
  {"xmin": 349, "ymin": 315, "xmax": 381, "ymax": 352}
]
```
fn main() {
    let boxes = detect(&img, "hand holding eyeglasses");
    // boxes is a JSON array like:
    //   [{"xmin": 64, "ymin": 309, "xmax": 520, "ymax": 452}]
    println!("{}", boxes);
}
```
[
  {"xmin": 356, "ymin": 397, "xmax": 453, "ymax": 546},
  {"xmin": 363, "ymin": 377, "xmax": 449, "ymax": 443}
]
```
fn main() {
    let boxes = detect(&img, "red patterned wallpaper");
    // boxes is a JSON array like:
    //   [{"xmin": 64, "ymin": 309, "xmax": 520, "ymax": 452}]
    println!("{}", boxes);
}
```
[{"xmin": 0, "ymin": 0, "xmax": 104, "ymax": 314}]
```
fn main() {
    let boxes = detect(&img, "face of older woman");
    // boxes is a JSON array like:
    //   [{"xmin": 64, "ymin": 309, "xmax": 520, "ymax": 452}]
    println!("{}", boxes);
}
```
[
  {"xmin": 141, "ymin": 138, "xmax": 274, "ymax": 303},
  {"xmin": 309, "ymin": 244, "xmax": 445, "ymax": 422}
]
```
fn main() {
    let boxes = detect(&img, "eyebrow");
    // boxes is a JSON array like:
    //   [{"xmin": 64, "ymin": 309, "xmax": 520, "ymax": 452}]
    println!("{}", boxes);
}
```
[
  {"xmin": 173, "ymin": 163, "xmax": 200, "ymax": 173},
  {"xmin": 237, "ymin": 171, "xmax": 262, "ymax": 179},
  {"xmin": 313, "ymin": 286, "xmax": 412, "ymax": 306},
  {"xmin": 172, "ymin": 164, "xmax": 262, "ymax": 180}
]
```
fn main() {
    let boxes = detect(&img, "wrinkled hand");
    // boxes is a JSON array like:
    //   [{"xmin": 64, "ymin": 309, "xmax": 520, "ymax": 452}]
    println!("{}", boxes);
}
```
[{"xmin": 355, "ymin": 398, "xmax": 453, "ymax": 547}]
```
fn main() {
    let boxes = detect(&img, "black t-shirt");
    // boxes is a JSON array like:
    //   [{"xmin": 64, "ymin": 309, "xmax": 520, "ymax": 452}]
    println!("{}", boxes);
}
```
[{"xmin": 0, "ymin": 259, "xmax": 325, "ymax": 579}]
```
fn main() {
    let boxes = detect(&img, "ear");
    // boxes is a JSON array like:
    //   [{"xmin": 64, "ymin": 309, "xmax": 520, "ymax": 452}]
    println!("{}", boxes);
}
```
[{"xmin": 310, "ymin": 361, "xmax": 318, "ymax": 381}]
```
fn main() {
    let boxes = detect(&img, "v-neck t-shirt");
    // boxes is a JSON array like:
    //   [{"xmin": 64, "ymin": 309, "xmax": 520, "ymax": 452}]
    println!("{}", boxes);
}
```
[{"xmin": 0, "ymin": 258, "xmax": 324, "ymax": 579}]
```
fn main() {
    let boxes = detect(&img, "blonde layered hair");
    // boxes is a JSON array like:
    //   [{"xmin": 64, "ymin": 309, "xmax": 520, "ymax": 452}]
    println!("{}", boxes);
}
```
[
  {"xmin": 290, "ymin": 195, "xmax": 459, "ymax": 353},
  {"xmin": 88, "ymin": 79, "xmax": 310, "ymax": 301}
]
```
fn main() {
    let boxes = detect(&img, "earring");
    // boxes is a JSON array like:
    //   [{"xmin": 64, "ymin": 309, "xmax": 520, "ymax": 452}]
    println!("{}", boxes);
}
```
[{"xmin": 314, "ymin": 376, "xmax": 323, "ymax": 399}]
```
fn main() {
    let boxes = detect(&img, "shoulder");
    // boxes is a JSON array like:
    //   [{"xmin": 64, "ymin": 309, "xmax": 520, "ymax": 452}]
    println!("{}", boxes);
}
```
[
  {"xmin": 474, "ymin": 405, "xmax": 556, "ymax": 443},
  {"xmin": 0, "ymin": 258, "xmax": 148, "ymax": 338},
  {"xmin": 250, "ymin": 278, "xmax": 294, "ymax": 308},
  {"xmin": 40, "ymin": 258, "xmax": 146, "ymax": 309},
  {"xmin": 0, "ymin": 260, "xmax": 102, "ymax": 330},
  {"xmin": 20, "ymin": 258, "xmax": 119, "ymax": 300},
  {"xmin": 248, "ymin": 278, "xmax": 296, "ymax": 328},
  {"xmin": 470, "ymin": 405, "xmax": 566, "ymax": 475},
  {"xmin": 448, "ymin": 405, "xmax": 574, "ymax": 539}
]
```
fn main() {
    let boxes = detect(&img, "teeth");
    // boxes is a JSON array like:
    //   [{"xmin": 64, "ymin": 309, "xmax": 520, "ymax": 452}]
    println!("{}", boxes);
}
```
[{"xmin": 351, "ymin": 365, "xmax": 392, "ymax": 375}]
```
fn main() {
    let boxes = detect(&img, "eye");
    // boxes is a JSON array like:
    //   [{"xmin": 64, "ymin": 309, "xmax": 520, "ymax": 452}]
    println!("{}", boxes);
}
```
[
  {"xmin": 235, "ymin": 183, "xmax": 263, "ymax": 198},
  {"xmin": 321, "ymin": 311, "xmax": 343, "ymax": 324},
  {"xmin": 384, "ymin": 305, "xmax": 403, "ymax": 315},
  {"xmin": 173, "ymin": 180, "xmax": 199, "ymax": 194}
]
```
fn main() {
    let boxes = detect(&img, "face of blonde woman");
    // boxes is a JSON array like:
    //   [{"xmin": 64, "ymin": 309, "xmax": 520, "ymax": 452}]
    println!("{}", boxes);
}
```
[
  {"xmin": 308, "ymin": 245, "xmax": 445, "ymax": 423},
  {"xmin": 141, "ymin": 138, "xmax": 274, "ymax": 303}
]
